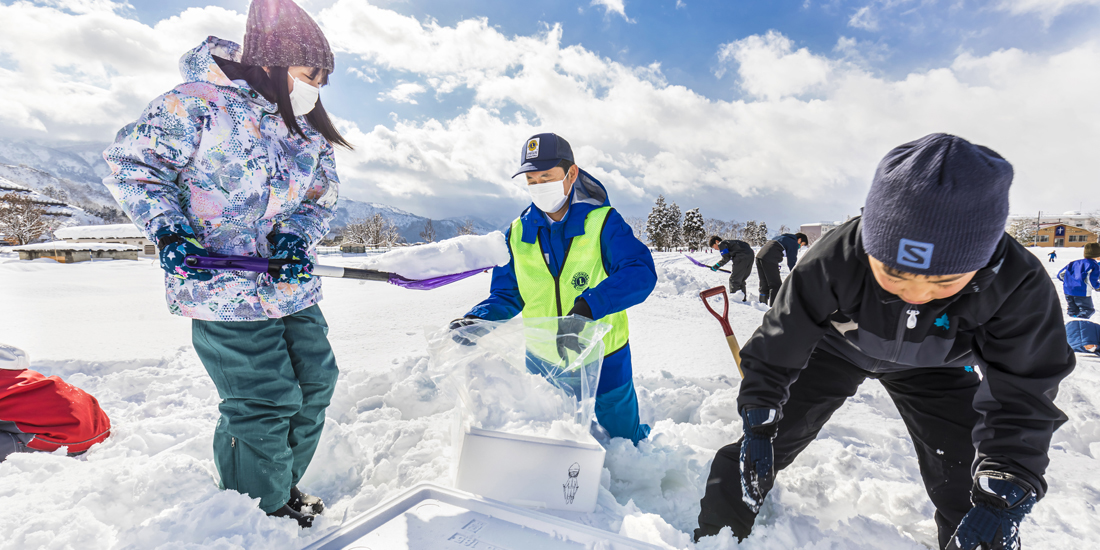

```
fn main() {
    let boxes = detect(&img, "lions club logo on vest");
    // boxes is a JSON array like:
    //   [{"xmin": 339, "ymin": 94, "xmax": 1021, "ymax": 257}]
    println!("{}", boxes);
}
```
[
  {"xmin": 571, "ymin": 272, "xmax": 590, "ymax": 291},
  {"xmin": 526, "ymin": 137, "xmax": 540, "ymax": 159}
]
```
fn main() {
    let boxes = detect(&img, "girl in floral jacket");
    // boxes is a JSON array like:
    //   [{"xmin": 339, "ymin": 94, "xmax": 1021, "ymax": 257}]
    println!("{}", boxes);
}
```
[{"xmin": 103, "ymin": 0, "xmax": 350, "ymax": 527}]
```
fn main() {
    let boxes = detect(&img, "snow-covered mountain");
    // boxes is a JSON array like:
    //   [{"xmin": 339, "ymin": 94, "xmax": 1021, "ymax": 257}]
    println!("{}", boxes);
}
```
[
  {"xmin": 0, "ymin": 175, "xmax": 102, "ymax": 227},
  {"xmin": 0, "ymin": 139, "xmax": 504, "ymax": 242},
  {"xmin": 0, "ymin": 139, "xmax": 117, "ymax": 210},
  {"xmin": 333, "ymin": 198, "xmax": 502, "ymax": 242}
]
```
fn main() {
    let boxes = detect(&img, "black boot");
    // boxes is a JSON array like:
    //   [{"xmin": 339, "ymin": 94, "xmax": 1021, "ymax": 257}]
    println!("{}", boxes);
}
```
[
  {"xmin": 288, "ymin": 486, "xmax": 325, "ymax": 515},
  {"xmin": 268, "ymin": 504, "xmax": 313, "ymax": 528}
]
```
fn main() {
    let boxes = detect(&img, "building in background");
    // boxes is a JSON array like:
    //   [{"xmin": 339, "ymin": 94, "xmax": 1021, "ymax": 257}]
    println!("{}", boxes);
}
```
[
  {"xmin": 54, "ymin": 224, "xmax": 155, "ymax": 256},
  {"xmin": 799, "ymin": 222, "xmax": 843, "ymax": 245},
  {"xmin": 1034, "ymin": 223, "xmax": 1098, "ymax": 248}
]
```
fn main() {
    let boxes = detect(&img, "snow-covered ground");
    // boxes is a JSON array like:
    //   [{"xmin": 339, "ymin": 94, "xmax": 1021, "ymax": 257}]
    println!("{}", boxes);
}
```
[{"xmin": 0, "ymin": 246, "xmax": 1097, "ymax": 549}]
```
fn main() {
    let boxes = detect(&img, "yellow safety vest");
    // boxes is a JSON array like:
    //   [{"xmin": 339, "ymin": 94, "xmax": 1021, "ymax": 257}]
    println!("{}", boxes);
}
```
[{"xmin": 510, "ymin": 206, "xmax": 630, "ymax": 358}]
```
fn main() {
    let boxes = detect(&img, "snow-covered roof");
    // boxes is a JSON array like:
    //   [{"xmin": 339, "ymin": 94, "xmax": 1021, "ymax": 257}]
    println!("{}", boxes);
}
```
[
  {"xmin": 55, "ymin": 223, "xmax": 145, "ymax": 240},
  {"xmin": 12, "ymin": 240, "xmax": 140, "ymax": 251}
]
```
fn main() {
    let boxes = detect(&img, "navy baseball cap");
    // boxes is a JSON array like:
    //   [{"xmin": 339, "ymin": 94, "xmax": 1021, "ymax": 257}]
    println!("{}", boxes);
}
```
[{"xmin": 513, "ymin": 133, "xmax": 574, "ymax": 178}]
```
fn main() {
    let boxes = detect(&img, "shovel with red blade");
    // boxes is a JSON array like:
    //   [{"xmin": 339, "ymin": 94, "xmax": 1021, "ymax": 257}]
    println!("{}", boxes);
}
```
[{"xmin": 699, "ymin": 286, "xmax": 743, "ymax": 377}]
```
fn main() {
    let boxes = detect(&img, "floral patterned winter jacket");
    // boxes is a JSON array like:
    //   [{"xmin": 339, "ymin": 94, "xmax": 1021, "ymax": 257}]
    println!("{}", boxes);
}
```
[{"xmin": 103, "ymin": 37, "xmax": 339, "ymax": 321}]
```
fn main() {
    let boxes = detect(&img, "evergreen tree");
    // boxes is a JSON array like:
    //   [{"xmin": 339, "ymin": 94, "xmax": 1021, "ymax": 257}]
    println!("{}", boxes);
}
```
[
  {"xmin": 744, "ymin": 221, "xmax": 759, "ymax": 247},
  {"xmin": 666, "ymin": 202, "xmax": 683, "ymax": 250},
  {"xmin": 646, "ymin": 195, "xmax": 669, "ymax": 251},
  {"xmin": 683, "ymin": 208, "xmax": 705, "ymax": 251}
]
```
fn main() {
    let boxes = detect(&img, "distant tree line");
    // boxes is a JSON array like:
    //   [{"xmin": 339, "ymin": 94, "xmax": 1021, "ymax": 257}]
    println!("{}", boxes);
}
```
[{"xmin": 634, "ymin": 194, "xmax": 790, "ymax": 251}]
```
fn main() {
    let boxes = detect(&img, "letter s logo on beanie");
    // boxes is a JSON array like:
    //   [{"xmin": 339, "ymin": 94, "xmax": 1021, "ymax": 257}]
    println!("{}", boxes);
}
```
[{"xmin": 897, "ymin": 238, "xmax": 934, "ymax": 270}]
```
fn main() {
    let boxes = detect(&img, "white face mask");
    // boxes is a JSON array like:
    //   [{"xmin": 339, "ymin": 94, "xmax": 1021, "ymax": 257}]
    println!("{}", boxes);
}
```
[
  {"xmin": 289, "ymin": 74, "xmax": 320, "ymax": 117},
  {"xmin": 527, "ymin": 178, "xmax": 569, "ymax": 213}
]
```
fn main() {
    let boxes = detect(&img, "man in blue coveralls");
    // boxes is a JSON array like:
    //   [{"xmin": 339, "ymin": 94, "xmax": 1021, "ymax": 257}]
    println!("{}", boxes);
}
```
[{"xmin": 452, "ymin": 132, "xmax": 656, "ymax": 444}]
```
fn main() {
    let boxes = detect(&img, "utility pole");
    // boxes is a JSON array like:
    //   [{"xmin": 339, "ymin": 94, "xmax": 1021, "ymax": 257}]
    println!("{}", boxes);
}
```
[{"xmin": 1036, "ymin": 210, "xmax": 1041, "ymax": 247}]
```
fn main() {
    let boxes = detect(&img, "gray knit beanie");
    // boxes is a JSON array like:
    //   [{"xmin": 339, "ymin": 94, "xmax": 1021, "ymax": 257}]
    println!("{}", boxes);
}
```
[
  {"xmin": 241, "ymin": 0, "xmax": 334, "ymax": 72},
  {"xmin": 862, "ymin": 133, "xmax": 1013, "ymax": 276}
]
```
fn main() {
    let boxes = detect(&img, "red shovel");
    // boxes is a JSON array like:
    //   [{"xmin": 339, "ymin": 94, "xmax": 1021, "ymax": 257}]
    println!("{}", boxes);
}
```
[{"xmin": 700, "ymin": 286, "xmax": 744, "ymax": 377}]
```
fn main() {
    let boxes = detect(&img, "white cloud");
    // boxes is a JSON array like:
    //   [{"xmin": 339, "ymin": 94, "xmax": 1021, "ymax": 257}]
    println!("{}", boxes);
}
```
[
  {"xmin": 1, "ymin": 0, "xmax": 1099, "ymax": 224},
  {"xmin": 590, "ymin": 0, "xmax": 634, "ymax": 22},
  {"xmin": 0, "ymin": 0, "xmax": 243, "ymax": 140},
  {"xmin": 996, "ymin": 0, "xmax": 1100, "ymax": 22},
  {"xmin": 314, "ymin": 1, "xmax": 1100, "ymax": 221},
  {"xmin": 378, "ymin": 82, "xmax": 426, "ymax": 104},
  {"xmin": 716, "ymin": 31, "xmax": 832, "ymax": 100},
  {"xmin": 848, "ymin": 6, "xmax": 879, "ymax": 30},
  {"xmin": 675, "ymin": 0, "xmax": 687, "ymax": 9}
]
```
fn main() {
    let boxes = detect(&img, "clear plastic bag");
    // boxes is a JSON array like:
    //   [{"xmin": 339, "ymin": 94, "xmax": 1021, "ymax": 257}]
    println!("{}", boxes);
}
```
[{"xmin": 426, "ymin": 316, "xmax": 611, "ymax": 441}]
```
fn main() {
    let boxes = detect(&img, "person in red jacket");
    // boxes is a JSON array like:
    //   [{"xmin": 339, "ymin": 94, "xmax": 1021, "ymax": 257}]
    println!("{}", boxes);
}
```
[{"xmin": 0, "ymin": 344, "xmax": 111, "ymax": 461}]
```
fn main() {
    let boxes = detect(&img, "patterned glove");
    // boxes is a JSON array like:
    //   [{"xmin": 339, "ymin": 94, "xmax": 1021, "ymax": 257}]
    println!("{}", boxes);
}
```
[
  {"xmin": 269, "ymin": 232, "xmax": 314, "ymax": 285},
  {"xmin": 946, "ymin": 472, "xmax": 1036, "ymax": 550},
  {"xmin": 155, "ymin": 225, "xmax": 213, "ymax": 281},
  {"xmin": 711, "ymin": 263, "xmax": 720, "ymax": 272},
  {"xmin": 740, "ymin": 407, "xmax": 779, "ymax": 513}
]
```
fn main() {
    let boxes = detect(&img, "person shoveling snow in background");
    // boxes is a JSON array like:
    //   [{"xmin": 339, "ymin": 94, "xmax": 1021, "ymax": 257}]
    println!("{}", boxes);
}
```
[
  {"xmin": 452, "ymin": 133, "xmax": 657, "ymax": 445},
  {"xmin": 708, "ymin": 235, "xmax": 754, "ymax": 301},
  {"xmin": 1056, "ymin": 241, "xmax": 1100, "ymax": 319},
  {"xmin": 102, "ymin": 0, "xmax": 348, "ymax": 528},
  {"xmin": 754, "ymin": 231, "xmax": 808, "ymax": 306},
  {"xmin": 1, "ymin": 344, "xmax": 111, "ymax": 462},
  {"xmin": 695, "ymin": 133, "xmax": 1075, "ymax": 550}
]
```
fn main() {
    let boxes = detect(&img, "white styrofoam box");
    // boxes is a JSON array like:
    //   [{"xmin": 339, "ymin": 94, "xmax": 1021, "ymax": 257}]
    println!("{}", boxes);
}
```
[
  {"xmin": 454, "ymin": 426, "xmax": 605, "ymax": 513},
  {"xmin": 301, "ymin": 483, "xmax": 662, "ymax": 550}
]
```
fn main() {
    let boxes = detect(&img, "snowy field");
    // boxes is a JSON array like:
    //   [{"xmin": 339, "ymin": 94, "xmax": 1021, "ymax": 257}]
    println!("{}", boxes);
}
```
[{"xmin": 0, "ymin": 246, "xmax": 1098, "ymax": 549}]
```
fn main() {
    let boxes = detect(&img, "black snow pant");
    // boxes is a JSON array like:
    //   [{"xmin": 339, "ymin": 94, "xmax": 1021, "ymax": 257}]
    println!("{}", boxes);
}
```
[
  {"xmin": 695, "ymin": 348, "xmax": 981, "ymax": 549},
  {"xmin": 755, "ymin": 242, "xmax": 784, "ymax": 305},
  {"xmin": 727, "ymin": 255, "xmax": 753, "ymax": 300}
]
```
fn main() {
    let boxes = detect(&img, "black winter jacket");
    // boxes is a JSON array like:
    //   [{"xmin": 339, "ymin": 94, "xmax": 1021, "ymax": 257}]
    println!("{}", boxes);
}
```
[
  {"xmin": 737, "ymin": 218, "xmax": 1074, "ymax": 498},
  {"xmin": 715, "ymin": 239, "xmax": 753, "ymax": 268}
]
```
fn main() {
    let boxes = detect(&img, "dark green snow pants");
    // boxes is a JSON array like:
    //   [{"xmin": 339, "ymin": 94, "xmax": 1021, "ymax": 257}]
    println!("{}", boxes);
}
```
[{"xmin": 192, "ymin": 304, "xmax": 339, "ymax": 513}]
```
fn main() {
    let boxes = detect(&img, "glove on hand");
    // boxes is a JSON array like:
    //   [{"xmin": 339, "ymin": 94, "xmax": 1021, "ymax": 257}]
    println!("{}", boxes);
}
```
[
  {"xmin": 711, "ymin": 263, "xmax": 721, "ymax": 272},
  {"xmin": 448, "ymin": 316, "xmax": 487, "ymax": 346},
  {"xmin": 155, "ymin": 225, "xmax": 213, "ymax": 282},
  {"xmin": 740, "ymin": 407, "xmax": 779, "ymax": 514},
  {"xmin": 557, "ymin": 299, "xmax": 593, "ymax": 359},
  {"xmin": 269, "ymin": 232, "xmax": 314, "ymax": 285},
  {"xmin": 946, "ymin": 472, "xmax": 1036, "ymax": 550}
]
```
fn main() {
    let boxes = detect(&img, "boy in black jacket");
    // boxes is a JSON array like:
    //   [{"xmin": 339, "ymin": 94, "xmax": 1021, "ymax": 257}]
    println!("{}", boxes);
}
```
[
  {"xmin": 695, "ymin": 134, "xmax": 1074, "ymax": 550},
  {"xmin": 709, "ymin": 236, "xmax": 754, "ymax": 301},
  {"xmin": 755, "ymin": 232, "xmax": 808, "ymax": 305}
]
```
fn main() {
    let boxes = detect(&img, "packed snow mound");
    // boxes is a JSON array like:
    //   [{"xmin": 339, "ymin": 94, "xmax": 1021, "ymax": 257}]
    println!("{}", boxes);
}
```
[
  {"xmin": 357, "ymin": 232, "xmax": 510, "ymax": 279},
  {"xmin": 0, "ymin": 343, "xmax": 29, "ymax": 370}
]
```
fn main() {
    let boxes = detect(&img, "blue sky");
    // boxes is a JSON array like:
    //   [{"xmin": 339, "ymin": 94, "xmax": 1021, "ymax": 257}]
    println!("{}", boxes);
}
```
[{"xmin": 2, "ymin": 0, "xmax": 1099, "ymax": 228}]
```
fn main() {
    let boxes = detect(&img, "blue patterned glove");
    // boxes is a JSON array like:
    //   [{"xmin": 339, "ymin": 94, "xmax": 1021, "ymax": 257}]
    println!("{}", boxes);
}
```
[
  {"xmin": 946, "ymin": 472, "xmax": 1036, "ymax": 550},
  {"xmin": 269, "ymin": 232, "xmax": 314, "ymax": 285},
  {"xmin": 711, "ymin": 263, "xmax": 720, "ymax": 272},
  {"xmin": 155, "ymin": 225, "xmax": 213, "ymax": 281},
  {"xmin": 740, "ymin": 407, "xmax": 779, "ymax": 513}
]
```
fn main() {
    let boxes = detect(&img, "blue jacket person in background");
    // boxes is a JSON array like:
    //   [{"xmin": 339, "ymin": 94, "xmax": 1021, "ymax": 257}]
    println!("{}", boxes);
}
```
[
  {"xmin": 1056, "ymin": 242, "xmax": 1100, "ymax": 318},
  {"xmin": 455, "ymin": 133, "xmax": 656, "ymax": 444},
  {"xmin": 755, "ymin": 232, "xmax": 808, "ymax": 306}
]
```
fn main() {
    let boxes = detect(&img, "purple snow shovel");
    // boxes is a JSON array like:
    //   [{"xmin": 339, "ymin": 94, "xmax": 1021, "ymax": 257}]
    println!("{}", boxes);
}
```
[
  {"xmin": 684, "ymin": 254, "xmax": 732, "ymax": 273},
  {"xmin": 185, "ymin": 255, "xmax": 492, "ymax": 290}
]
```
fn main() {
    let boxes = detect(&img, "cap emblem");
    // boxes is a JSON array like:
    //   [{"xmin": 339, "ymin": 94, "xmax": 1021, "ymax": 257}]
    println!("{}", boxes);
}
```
[{"xmin": 526, "ymin": 138, "xmax": 540, "ymax": 159}]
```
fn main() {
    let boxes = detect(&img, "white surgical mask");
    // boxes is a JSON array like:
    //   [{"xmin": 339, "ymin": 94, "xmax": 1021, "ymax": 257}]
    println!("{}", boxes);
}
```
[
  {"xmin": 527, "ymin": 179, "xmax": 569, "ymax": 213},
  {"xmin": 289, "ymin": 74, "xmax": 320, "ymax": 117}
]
